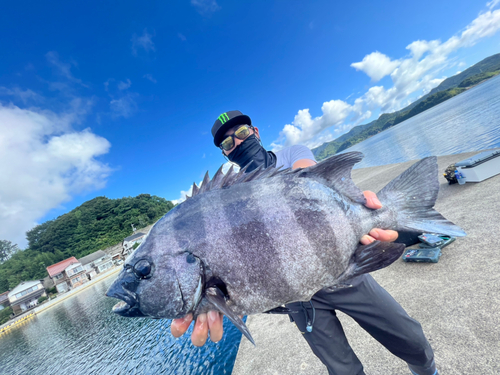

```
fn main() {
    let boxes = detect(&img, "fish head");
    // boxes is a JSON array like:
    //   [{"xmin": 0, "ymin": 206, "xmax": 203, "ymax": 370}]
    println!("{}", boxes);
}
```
[{"xmin": 106, "ymin": 242, "xmax": 204, "ymax": 319}]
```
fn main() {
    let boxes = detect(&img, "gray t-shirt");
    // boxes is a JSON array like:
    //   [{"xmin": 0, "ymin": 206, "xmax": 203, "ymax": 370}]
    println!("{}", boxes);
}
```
[{"xmin": 275, "ymin": 145, "xmax": 316, "ymax": 170}]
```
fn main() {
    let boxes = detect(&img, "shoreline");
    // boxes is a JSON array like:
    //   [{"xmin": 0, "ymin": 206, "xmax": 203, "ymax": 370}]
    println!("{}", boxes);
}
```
[{"xmin": 0, "ymin": 266, "xmax": 120, "ymax": 336}]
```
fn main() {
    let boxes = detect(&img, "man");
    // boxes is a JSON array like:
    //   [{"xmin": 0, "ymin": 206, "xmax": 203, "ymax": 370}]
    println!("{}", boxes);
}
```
[{"xmin": 172, "ymin": 111, "xmax": 439, "ymax": 375}]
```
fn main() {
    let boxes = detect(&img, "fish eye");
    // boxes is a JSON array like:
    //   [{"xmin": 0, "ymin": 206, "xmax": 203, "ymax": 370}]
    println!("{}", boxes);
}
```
[
  {"xmin": 134, "ymin": 260, "xmax": 152, "ymax": 279},
  {"xmin": 186, "ymin": 254, "xmax": 197, "ymax": 264}
]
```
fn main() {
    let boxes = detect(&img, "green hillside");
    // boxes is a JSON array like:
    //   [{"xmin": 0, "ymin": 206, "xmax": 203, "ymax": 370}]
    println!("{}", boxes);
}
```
[
  {"xmin": 313, "ymin": 53, "xmax": 500, "ymax": 160},
  {"xmin": 0, "ymin": 194, "xmax": 174, "ymax": 294},
  {"xmin": 427, "ymin": 53, "xmax": 500, "ymax": 95}
]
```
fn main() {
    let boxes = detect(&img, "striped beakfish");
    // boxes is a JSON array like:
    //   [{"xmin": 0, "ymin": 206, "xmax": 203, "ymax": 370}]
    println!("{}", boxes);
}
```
[{"xmin": 106, "ymin": 152, "xmax": 465, "ymax": 344}]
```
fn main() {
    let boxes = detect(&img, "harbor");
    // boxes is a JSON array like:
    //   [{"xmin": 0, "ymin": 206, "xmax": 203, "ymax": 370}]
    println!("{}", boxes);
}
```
[{"xmin": 0, "ymin": 266, "xmax": 119, "ymax": 336}]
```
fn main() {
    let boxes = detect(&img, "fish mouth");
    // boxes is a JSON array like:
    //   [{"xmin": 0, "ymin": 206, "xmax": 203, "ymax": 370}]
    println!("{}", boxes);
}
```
[
  {"xmin": 110, "ymin": 296, "xmax": 147, "ymax": 317},
  {"xmin": 107, "ymin": 283, "xmax": 147, "ymax": 317},
  {"xmin": 111, "ymin": 300, "xmax": 147, "ymax": 317}
]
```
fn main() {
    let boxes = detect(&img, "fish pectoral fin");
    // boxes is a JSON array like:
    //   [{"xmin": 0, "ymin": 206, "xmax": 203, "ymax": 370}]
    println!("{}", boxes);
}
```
[
  {"xmin": 340, "ymin": 241, "xmax": 405, "ymax": 281},
  {"xmin": 205, "ymin": 287, "xmax": 256, "ymax": 347},
  {"xmin": 264, "ymin": 306, "xmax": 299, "ymax": 314},
  {"xmin": 322, "ymin": 283, "xmax": 353, "ymax": 292}
]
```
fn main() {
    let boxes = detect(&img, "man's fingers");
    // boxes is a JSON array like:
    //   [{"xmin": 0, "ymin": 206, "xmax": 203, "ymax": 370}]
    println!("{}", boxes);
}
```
[
  {"xmin": 360, "ymin": 229, "xmax": 399, "ymax": 245},
  {"xmin": 171, "ymin": 311, "xmax": 224, "ymax": 346},
  {"xmin": 360, "ymin": 191, "xmax": 398, "ymax": 244},
  {"xmin": 171, "ymin": 313, "xmax": 193, "ymax": 338},
  {"xmin": 191, "ymin": 313, "xmax": 209, "ymax": 347},
  {"xmin": 208, "ymin": 310, "xmax": 224, "ymax": 343},
  {"xmin": 369, "ymin": 228, "xmax": 399, "ymax": 242},
  {"xmin": 360, "ymin": 234, "xmax": 376, "ymax": 245},
  {"xmin": 363, "ymin": 190, "xmax": 382, "ymax": 209}
]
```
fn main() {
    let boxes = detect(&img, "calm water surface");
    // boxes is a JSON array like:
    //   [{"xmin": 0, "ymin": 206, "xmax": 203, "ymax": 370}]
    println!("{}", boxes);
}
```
[
  {"xmin": 1, "ymin": 75, "xmax": 499, "ymax": 375},
  {"xmin": 347, "ymin": 74, "xmax": 500, "ymax": 168},
  {"xmin": 0, "ymin": 276, "xmax": 242, "ymax": 375}
]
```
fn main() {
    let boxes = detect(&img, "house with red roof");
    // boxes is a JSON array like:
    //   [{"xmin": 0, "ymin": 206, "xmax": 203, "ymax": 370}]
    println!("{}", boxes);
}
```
[{"xmin": 46, "ymin": 257, "xmax": 88, "ymax": 293}]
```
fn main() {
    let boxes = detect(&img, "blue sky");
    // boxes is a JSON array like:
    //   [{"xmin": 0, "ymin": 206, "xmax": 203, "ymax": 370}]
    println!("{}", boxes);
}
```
[{"xmin": 1, "ymin": 0, "xmax": 500, "ymax": 247}]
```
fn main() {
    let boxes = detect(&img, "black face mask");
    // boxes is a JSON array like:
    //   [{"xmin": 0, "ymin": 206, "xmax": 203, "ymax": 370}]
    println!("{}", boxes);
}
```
[{"xmin": 226, "ymin": 135, "xmax": 276, "ymax": 173}]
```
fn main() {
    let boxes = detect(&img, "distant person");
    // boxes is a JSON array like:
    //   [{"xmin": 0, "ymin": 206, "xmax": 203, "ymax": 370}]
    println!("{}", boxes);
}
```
[{"xmin": 171, "ymin": 111, "xmax": 439, "ymax": 375}]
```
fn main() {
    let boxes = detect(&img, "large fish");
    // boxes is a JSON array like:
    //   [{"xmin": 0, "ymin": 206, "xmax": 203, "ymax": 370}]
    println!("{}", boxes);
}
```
[{"xmin": 106, "ymin": 152, "xmax": 465, "ymax": 344}]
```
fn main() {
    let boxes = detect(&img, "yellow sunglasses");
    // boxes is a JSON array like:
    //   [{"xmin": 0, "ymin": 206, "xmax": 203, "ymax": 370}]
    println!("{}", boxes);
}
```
[{"xmin": 219, "ymin": 125, "xmax": 253, "ymax": 151}]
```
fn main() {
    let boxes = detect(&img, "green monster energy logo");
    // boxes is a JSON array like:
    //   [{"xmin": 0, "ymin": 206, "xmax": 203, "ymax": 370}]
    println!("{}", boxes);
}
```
[{"xmin": 218, "ymin": 112, "xmax": 230, "ymax": 124}]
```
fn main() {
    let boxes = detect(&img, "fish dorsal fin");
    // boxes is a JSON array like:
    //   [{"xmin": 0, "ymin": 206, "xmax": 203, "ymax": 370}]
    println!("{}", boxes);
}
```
[
  {"xmin": 298, "ymin": 152, "xmax": 366, "ymax": 204},
  {"xmin": 198, "ymin": 171, "xmax": 211, "ymax": 194},
  {"xmin": 182, "ymin": 152, "xmax": 365, "ymax": 203}
]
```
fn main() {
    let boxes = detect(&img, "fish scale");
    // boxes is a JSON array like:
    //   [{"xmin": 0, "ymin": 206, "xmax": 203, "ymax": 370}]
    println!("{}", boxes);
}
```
[{"xmin": 107, "ymin": 152, "xmax": 466, "ymax": 345}]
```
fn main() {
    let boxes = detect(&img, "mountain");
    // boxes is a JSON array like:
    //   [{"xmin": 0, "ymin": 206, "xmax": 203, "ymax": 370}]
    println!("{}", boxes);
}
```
[
  {"xmin": 0, "ymin": 194, "xmax": 174, "ymax": 293},
  {"xmin": 428, "ymin": 53, "xmax": 500, "ymax": 95},
  {"xmin": 312, "ymin": 53, "xmax": 500, "ymax": 160}
]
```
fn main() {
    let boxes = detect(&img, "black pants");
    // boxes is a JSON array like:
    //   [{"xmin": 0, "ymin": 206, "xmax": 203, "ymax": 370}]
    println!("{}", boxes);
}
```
[{"xmin": 287, "ymin": 274, "xmax": 437, "ymax": 375}]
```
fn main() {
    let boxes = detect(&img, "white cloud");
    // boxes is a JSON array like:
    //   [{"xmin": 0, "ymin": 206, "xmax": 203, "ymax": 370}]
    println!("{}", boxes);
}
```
[
  {"xmin": 0, "ymin": 87, "xmax": 43, "ymax": 104},
  {"xmin": 131, "ymin": 29, "xmax": 155, "ymax": 56},
  {"xmin": 0, "ymin": 104, "xmax": 111, "ymax": 247},
  {"xmin": 351, "ymin": 52, "xmax": 401, "ymax": 82},
  {"xmin": 191, "ymin": 0, "xmax": 220, "ymax": 16},
  {"xmin": 110, "ymin": 93, "xmax": 137, "ymax": 118},
  {"xmin": 45, "ymin": 51, "xmax": 88, "ymax": 88},
  {"xmin": 277, "ymin": 100, "xmax": 354, "ymax": 148},
  {"xmin": 171, "ymin": 162, "xmax": 240, "ymax": 205},
  {"xmin": 171, "ymin": 188, "xmax": 192, "ymax": 206},
  {"xmin": 422, "ymin": 77, "xmax": 446, "ymax": 94},
  {"xmin": 143, "ymin": 74, "xmax": 157, "ymax": 83},
  {"xmin": 117, "ymin": 79, "xmax": 132, "ymax": 90},
  {"xmin": 222, "ymin": 161, "xmax": 240, "ymax": 174},
  {"xmin": 487, "ymin": 0, "xmax": 500, "ymax": 10},
  {"xmin": 273, "ymin": 6, "xmax": 500, "ymax": 149}
]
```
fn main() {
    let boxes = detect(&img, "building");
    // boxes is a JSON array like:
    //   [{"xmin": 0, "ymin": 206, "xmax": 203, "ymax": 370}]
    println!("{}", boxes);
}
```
[
  {"xmin": 78, "ymin": 250, "xmax": 114, "ymax": 279},
  {"xmin": 8, "ymin": 281, "xmax": 46, "ymax": 315},
  {"xmin": 65, "ymin": 263, "xmax": 88, "ymax": 289},
  {"xmin": 0, "ymin": 291, "xmax": 10, "ymax": 311},
  {"xmin": 122, "ymin": 232, "xmax": 147, "ymax": 257},
  {"xmin": 110, "ymin": 247, "xmax": 123, "ymax": 262},
  {"xmin": 46, "ymin": 257, "xmax": 89, "ymax": 293}
]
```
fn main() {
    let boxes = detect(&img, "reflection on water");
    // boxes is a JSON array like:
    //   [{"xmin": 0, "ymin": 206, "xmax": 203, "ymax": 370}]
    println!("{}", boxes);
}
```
[
  {"xmin": 347, "ymin": 75, "xmax": 500, "ymax": 168},
  {"xmin": 0, "ymin": 276, "xmax": 242, "ymax": 375}
]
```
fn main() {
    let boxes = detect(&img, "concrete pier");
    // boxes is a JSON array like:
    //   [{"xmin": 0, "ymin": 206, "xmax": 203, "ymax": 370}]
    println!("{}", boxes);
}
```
[{"xmin": 232, "ymin": 150, "xmax": 500, "ymax": 375}]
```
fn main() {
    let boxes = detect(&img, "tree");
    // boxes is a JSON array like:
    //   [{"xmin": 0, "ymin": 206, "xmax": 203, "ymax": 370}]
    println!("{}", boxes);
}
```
[
  {"xmin": 0, "ymin": 194, "xmax": 175, "ymax": 294},
  {"xmin": 0, "ymin": 240, "xmax": 19, "ymax": 264}
]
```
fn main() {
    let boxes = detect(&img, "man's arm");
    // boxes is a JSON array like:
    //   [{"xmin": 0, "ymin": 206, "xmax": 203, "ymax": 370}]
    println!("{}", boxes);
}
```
[{"xmin": 292, "ymin": 158, "xmax": 316, "ymax": 169}]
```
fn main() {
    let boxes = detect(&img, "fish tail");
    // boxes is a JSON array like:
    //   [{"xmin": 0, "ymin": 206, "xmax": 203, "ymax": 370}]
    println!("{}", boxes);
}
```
[{"xmin": 377, "ymin": 156, "xmax": 466, "ymax": 237}]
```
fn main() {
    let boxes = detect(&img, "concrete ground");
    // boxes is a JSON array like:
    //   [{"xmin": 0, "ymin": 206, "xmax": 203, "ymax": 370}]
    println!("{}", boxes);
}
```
[{"xmin": 232, "ymin": 150, "xmax": 500, "ymax": 375}]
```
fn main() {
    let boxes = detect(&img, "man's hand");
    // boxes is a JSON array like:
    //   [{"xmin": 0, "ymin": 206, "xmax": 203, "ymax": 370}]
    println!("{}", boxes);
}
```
[
  {"xmin": 171, "ymin": 311, "xmax": 223, "ymax": 347},
  {"xmin": 171, "ymin": 190, "xmax": 398, "ymax": 346},
  {"xmin": 360, "ymin": 191, "xmax": 398, "ymax": 245}
]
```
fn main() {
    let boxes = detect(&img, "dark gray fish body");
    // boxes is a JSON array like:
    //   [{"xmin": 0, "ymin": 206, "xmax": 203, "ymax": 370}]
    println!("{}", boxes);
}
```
[{"xmin": 107, "ymin": 152, "xmax": 465, "ymax": 344}]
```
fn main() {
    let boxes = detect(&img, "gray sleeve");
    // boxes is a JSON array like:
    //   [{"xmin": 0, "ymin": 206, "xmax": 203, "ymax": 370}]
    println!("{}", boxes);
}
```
[
  {"xmin": 275, "ymin": 145, "xmax": 316, "ymax": 169},
  {"xmin": 288, "ymin": 145, "xmax": 316, "ymax": 165}
]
